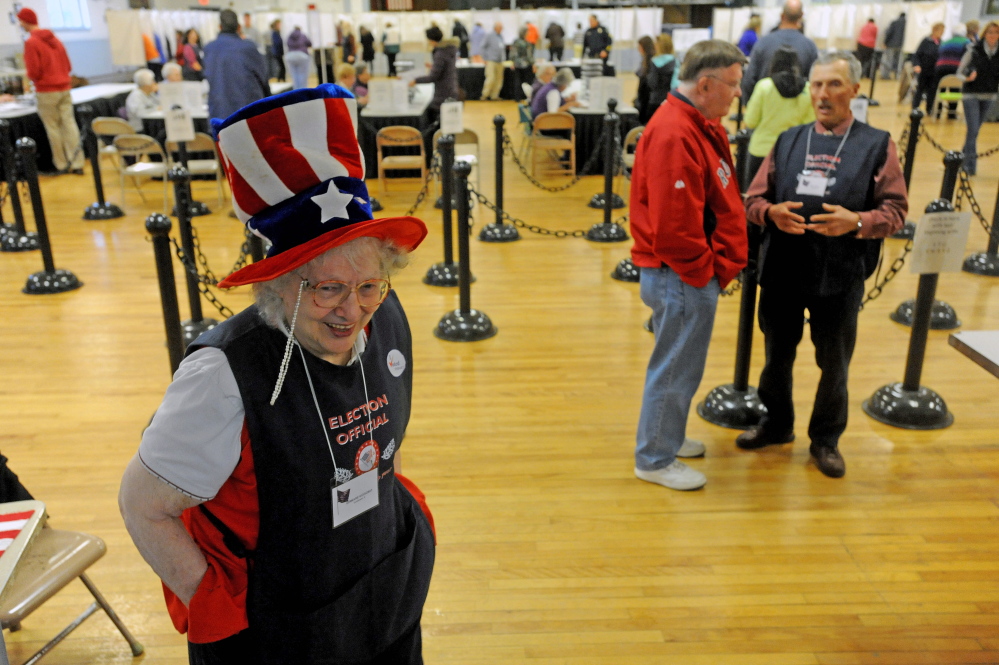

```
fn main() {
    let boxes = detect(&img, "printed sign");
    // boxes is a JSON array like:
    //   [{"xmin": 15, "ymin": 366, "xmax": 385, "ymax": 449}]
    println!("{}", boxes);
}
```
[
  {"xmin": 909, "ymin": 211, "xmax": 972, "ymax": 274},
  {"xmin": 440, "ymin": 101, "xmax": 464, "ymax": 135}
]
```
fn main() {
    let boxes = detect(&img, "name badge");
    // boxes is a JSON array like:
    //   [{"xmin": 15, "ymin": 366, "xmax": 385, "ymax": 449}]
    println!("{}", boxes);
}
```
[
  {"xmin": 796, "ymin": 171, "xmax": 828, "ymax": 197},
  {"xmin": 331, "ymin": 470, "xmax": 379, "ymax": 528}
]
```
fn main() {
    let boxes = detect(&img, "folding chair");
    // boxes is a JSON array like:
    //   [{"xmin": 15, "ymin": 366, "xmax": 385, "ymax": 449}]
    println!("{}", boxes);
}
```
[
  {"xmin": 90, "ymin": 117, "xmax": 134, "ymax": 173},
  {"xmin": 530, "ymin": 112, "xmax": 575, "ymax": 178},
  {"xmin": 934, "ymin": 74, "xmax": 963, "ymax": 121},
  {"xmin": 433, "ymin": 128, "xmax": 481, "ymax": 194},
  {"xmin": 112, "ymin": 134, "xmax": 170, "ymax": 212},
  {"xmin": 621, "ymin": 125, "xmax": 644, "ymax": 173},
  {"xmin": 376, "ymin": 126, "xmax": 427, "ymax": 193},
  {"xmin": 0, "ymin": 528, "xmax": 144, "ymax": 665},
  {"xmin": 167, "ymin": 132, "xmax": 226, "ymax": 208}
]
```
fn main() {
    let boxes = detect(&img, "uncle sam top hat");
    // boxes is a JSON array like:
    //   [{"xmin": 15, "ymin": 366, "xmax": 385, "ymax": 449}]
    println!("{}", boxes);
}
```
[{"xmin": 212, "ymin": 84, "xmax": 427, "ymax": 288}]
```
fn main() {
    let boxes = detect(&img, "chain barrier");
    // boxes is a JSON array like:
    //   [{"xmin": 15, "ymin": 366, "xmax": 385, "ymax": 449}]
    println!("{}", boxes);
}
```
[
  {"xmin": 859, "ymin": 238, "xmax": 913, "ymax": 309},
  {"xmin": 919, "ymin": 126, "xmax": 999, "ymax": 160},
  {"xmin": 469, "ymin": 183, "xmax": 588, "ymax": 237},
  {"xmin": 955, "ymin": 168, "xmax": 992, "ymax": 235},
  {"xmin": 500, "ymin": 124, "xmax": 608, "ymax": 193},
  {"xmin": 721, "ymin": 272, "xmax": 742, "ymax": 297},
  {"xmin": 896, "ymin": 124, "xmax": 910, "ymax": 171},
  {"xmin": 404, "ymin": 152, "xmax": 441, "ymax": 217}
]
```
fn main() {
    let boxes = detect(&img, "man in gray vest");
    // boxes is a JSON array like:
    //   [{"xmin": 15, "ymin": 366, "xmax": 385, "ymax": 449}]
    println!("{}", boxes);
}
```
[
  {"xmin": 739, "ymin": 51, "xmax": 907, "ymax": 478},
  {"xmin": 741, "ymin": 0, "xmax": 818, "ymax": 101}
]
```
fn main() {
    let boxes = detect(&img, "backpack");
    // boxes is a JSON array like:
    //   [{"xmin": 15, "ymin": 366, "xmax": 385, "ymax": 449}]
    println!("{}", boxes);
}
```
[{"xmin": 647, "ymin": 59, "xmax": 675, "ymax": 107}]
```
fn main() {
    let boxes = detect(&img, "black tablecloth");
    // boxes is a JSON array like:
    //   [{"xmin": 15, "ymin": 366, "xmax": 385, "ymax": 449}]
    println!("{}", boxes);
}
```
[
  {"xmin": 358, "ymin": 109, "xmax": 433, "ymax": 180},
  {"xmin": 457, "ymin": 67, "xmax": 520, "ymax": 101},
  {"xmin": 573, "ymin": 111, "xmax": 639, "ymax": 176},
  {"xmin": 0, "ymin": 91, "xmax": 129, "ymax": 174}
]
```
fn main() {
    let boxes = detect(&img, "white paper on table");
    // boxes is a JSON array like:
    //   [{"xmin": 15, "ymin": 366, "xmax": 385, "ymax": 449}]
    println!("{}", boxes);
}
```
[{"xmin": 909, "ymin": 211, "xmax": 972, "ymax": 274}]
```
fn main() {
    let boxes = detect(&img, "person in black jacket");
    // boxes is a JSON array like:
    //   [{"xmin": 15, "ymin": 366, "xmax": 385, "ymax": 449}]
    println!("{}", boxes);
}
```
[
  {"xmin": 583, "ymin": 15, "xmax": 612, "ymax": 62},
  {"xmin": 960, "ymin": 21, "xmax": 999, "ymax": 175},
  {"xmin": 882, "ymin": 13, "xmax": 905, "ymax": 79},
  {"xmin": 359, "ymin": 26, "xmax": 375, "ymax": 72},
  {"xmin": 411, "ymin": 27, "xmax": 459, "ymax": 125},
  {"xmin": 545, "ymin": 22, "xmax": 565, "ymax": 62},
  {"xmin": 452, "ymin": 19, "xmax": 469, "ymax": 59},
  {"xmin": 911, "ymin": 22, "xmax": 944, "ymax": 113}
]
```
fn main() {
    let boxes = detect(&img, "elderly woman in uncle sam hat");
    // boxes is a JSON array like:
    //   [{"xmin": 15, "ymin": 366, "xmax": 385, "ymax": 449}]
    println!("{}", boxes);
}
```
[{"xmin": 119, "ymin": 84, "xmax": 435, "ymax": 665}]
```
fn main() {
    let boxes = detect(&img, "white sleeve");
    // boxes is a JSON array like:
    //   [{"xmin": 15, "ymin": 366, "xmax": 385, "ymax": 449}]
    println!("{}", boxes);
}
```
[
  {"xmin": 547, "ymin": 88, "xmax": 560, "ymax": 113},
  {"xmin": 137, "ymin": 347, "xmax": 245, "ymax": 501}
]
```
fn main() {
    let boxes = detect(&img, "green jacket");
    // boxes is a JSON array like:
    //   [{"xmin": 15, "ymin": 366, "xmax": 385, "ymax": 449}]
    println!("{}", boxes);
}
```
[{"xmin": 744, "ymin": 77, "xmax": 815, "ymax": 158}]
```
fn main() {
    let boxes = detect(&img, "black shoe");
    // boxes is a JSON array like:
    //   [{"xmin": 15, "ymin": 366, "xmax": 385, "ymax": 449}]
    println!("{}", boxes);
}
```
[
  {"xmin": 735, "ymin": 426, "xmax": 795, "ymax": 450},
  {"xmin": 69, "ymin": 168, "xmax": 85, "ymax": 175},
  {"xmin": 810, "ymin": 443, "xmax": 845, "ymax": 478}
]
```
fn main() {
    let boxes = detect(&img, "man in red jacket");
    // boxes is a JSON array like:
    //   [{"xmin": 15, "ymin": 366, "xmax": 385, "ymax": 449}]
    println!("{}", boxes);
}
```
[
  {"xmin": 19, "ymin": 8, "xmax": 84, "ymax": 174},
  {"xmin": 630, "ymin": 40, "xmax": 748, "ymax": 491}
]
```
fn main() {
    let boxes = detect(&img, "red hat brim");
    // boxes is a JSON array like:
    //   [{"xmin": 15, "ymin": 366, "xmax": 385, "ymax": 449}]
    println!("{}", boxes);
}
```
[{"xmin": 218, "ymin": 216, "xmax": 427, "ymax": 288}]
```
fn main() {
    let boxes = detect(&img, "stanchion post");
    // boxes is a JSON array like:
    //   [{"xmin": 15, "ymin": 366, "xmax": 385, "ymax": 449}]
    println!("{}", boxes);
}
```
[
  {"xmin": 146, "ymin": 213, "xmax": 185, "ymax": 375},
  {"xmin": 867, "ymin": 51, "xmax": 882, "ymax": 106},
  {"xmin": 17, "ymin": 137, "xmax": 83, "ymax": 294},
  {"xmin": 862, "ymin": 198, "xmax": 954, "ymax": 430},
  {"xmin": 424, "ymin": 134, "xmax": 460, "ymax": 286},
  {"xmin": 78, "ymin": 104, "xmax": 124, "ymax": 220},
  {"xmin": 587, "ymin": 99, "xmax": 629, "ymax": 242},
  {"xmin": 961, "ymin": 174, "xmax": 999, "ymax": 275},
  {"xmin": 172, "ymin": 141, "xmax": 211, "ymax": 218},
  {"xmin": 434, "ymin": 161, "xmax": 497, "ymax": 342},
  {"xmin": 169, "ymin": 165, "xmax": 218, "ymax": 343},
  {"xmin": 0, "ymin": 118, "xmax": 39, "ymax": 252},
  {"xmin": 697, "ymin": 128, "xmax": 772, "ymax": 426},
  {"xmin": 890, "ymin": 151, "xmax": 962, "ymax": 330},
  {"xmin": 480, "ymin": 114, "xmax": 519, "ymax": 242},
  {"xmin": 892, "ymin": 108, "xmax": 923, "ymax": 240}
]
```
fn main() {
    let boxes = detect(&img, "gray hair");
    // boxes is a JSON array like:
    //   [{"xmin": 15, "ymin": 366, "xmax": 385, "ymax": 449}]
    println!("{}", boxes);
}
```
[
  {"xmin": 161, "ymin": 62, "xmax": 182, "ymax": 79},
  {"xmin": 253, "ymin": 236, "xmax": 410, "ymax": 329},
  {"xmin": 810, "ymin": 50, "xmax": 862, "ymax": 86},
  {"xmin": 538, "ymin": 63, "xmax": 556, "ymax": 78},
  {"xmin": 554, "ymin": 67, "xmax": 575, "ymax": 88},
  {"xmin": 678, "ymin": 39, "xmax": 747, "ymax": 82},
  {"xmin": 133, "ymin": 68, "xmax": 156, "ymax": 87},
  {"xmin": 355, "ymin": 63, "xmax": 368, "ymax": 77}
]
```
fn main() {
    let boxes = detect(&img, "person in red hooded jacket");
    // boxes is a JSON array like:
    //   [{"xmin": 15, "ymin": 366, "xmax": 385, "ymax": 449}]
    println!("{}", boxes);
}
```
[{"xmin": 18, "ymin": 7, "xmax": 83, "ymax": 174}]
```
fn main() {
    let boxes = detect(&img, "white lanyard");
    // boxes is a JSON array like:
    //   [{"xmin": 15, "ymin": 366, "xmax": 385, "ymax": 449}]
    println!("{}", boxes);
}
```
[{"xmin": 804, "ymin": 119, "xmax": 854, "ymax": 176}]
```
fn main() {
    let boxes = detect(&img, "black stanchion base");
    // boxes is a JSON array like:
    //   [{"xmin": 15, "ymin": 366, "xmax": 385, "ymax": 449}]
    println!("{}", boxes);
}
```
[
  {"xmin": 82, "ymin": 201, "xmax": 125, "ymax": 220},
  {"xmin": 479, "ymin": 223, "xmax": 520, "ymax": 242},
  {"xmin": 23, "ymin": 269, "xmax": 83, "ymax": 294},
  {"xmin": 369, "ymin": 197, "xmax": 383, "ymax": 212},
  {"xmin": 587, "ymin": 222, "xmax": 629, "ymax": 243},
  {"xmin": 182, "ymin": 318, "xmax": 219, "ymax": 346},
  {"xmin": 423, "ymin": 262, "xmax": 470, "ymax": 287},
  {"xmin": 172, "ymin": 201, "xmax": 211, "ymax": 218},
  {"xmin": 696, "ymin": 383, "xmax": 767, "ymax": 430},
  {"xmin": 862, "ymin": 382, "xmax": 953, "ymax": 430},
  {"xmin": 611, "ymin": 257, "xmax": 639, "ymax": 282},
  {"xmin": 962, "ymin": 251, "xmax": 999, "ymax": 277},
  {"xmin": 434, "ymin": 308, "xmax": 497, "ymax": 342},
  {"xmin": 587, "ymin": 193, "xmax": 626, "ymax": 209},
  {"xmin": 889, "ymin": 299, "xmax": 961, "ymax": 330},
  {"xmin": 643, "ymin": 315, "xmax": 653, "ymax": 333},
  {"xmin": 0, "ymin": 223, "xmax": 14, "ymax": 236},
  {"xmin": 867, "ymin": 99, "xmax": 881, "ymax": 106},
  {"xmin": 891, "ymin": 221, "xmax": 916, "ymax": 239},
  {"xmin": 1, "ymin": 231, "xmax": 40, "ymax": 252}
]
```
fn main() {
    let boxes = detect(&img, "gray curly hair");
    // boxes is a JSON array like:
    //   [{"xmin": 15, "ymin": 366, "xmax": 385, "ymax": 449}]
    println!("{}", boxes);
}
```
[{"xmin": 253, "ymin": 236, "xmax": 410, "ymax": 329}]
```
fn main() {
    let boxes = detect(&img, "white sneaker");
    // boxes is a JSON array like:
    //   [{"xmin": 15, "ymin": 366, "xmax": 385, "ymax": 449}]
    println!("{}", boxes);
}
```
[
  {"xmin": 634, "ymin": 461, "xmax": 706, "ymax": 491},
  {"xmin": 677, "ymin": 438, "xmax": 706, "ymax": 458}
]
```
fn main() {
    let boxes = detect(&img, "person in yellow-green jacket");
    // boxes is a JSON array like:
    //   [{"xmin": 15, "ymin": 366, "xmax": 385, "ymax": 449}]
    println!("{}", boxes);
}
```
[{"xmin": 744, "ymin": 47, "xmax": 815, "ymax": 184}]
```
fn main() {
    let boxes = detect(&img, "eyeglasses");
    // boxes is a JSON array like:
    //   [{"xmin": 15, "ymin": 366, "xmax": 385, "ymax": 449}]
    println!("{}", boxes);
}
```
[
  {"xmin": 704, "ymin": 74, "xmax": 741, "ymax": 90},
  {"xmin": 298, "ymin": 276, "xmax": 391, "ymax": 310}
]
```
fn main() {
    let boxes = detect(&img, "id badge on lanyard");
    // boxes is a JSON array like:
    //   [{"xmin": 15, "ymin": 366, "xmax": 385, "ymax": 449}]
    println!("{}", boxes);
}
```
[
  {"xmin": 331, "ymin": 469, "xmax": 379, "ymax": 528},
  {"xmin": 796, "ymin": 170, "xmax": 828, "ymax": 197}
]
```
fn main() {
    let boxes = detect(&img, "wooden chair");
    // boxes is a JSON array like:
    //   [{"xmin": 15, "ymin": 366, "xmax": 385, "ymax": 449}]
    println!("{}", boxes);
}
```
[
  {"xmin": 90, "ymin": 117, "xmax": 134, "ymax": 173},
  {"xmin": 433, "ymin": 128, "xmax": 481, "ymax": 193},
  {"xmin": 0, "ymin": 528, "xmax": 144, "ymax": 664},
  {"xmin": 934, "ymin": 74, "xmax": 963, "ymax": 121},
  {"xmin": 112, "ymin": 134, "xmax": 170, "ymax": 211},
  {"xmin": 621, "ymin": 125, "xmax": 644, "ymax": 172},
  {"xmin": 530, "ymin": 112, "xmax": 575, "ymax": 178},
  {"xmin": 376, "ymin": 126, "xmax": 427, "ymax": 193},
  {"xmin": 167, "ymin": 132, "xmax": 226, "ymax": 208}
]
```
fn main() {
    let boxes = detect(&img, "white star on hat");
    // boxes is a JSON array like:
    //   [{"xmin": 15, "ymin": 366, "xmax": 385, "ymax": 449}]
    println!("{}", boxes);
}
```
[{"xmin": 311, "ymin": 182, "xmax": 355, "ymax": 224}]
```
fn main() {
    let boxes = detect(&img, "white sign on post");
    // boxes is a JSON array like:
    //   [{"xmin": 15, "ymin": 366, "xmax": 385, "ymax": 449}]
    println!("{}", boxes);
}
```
[
  {"xmin": 909, "ymin": 211, "xmax": 973, "ymax": 274},
  {"xmin": 159, "ymin": 81, "xmax": 197, "ymax": 143},
  {"xmin": 440, "ymin": 101, "xmax": 464, "ymax": 135},
  {"xmin": 850, "ymin": 97, "xmax": 869, "ymax": 124},
  {"xmin": 164, "ymin": 106, "xmax": 196, "ymax": 143}
]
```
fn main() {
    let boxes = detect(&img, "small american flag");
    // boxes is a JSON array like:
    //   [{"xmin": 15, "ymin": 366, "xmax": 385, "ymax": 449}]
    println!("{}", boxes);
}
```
[{"xmin": 0, "ymin": 510, "xmax": 34, "ymax": 558}]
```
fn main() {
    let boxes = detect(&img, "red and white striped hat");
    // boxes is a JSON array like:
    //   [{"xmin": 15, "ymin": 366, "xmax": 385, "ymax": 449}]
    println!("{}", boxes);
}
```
[{"xmin": 212, "ymin": 84, "xmax": 426, "ymax": 288}]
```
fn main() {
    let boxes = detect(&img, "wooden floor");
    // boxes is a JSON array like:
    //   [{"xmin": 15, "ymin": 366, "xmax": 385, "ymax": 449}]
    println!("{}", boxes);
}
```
[{"xmin": 0, "ymin": 79, "xmax": 997, "ymax": 664}]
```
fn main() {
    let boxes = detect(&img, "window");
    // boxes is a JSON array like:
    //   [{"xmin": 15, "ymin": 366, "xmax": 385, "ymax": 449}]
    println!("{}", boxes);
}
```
[{"xmin": 46, "ymin": 0, "xmax": 91, "ymax": 30}]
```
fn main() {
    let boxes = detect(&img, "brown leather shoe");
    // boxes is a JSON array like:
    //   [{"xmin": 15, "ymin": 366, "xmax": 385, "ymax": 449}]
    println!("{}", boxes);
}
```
[
  {"xmin": 735, "ymin": 426, "xmax": 795, "ymax": 450},
  {"xmin": 810, "ymin": 443, "xmax": 846, "ymax": 478}
]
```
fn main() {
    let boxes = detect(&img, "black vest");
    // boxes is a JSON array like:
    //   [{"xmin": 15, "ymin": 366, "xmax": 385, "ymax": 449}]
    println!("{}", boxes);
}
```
[
  {"xmin": 193, "ymin": 292, "xmax": 434, "ymax": 664},
  {"xmin": 761, "ymin": 121, "xmax": 887, "ymax": 296},
  {"xmin": 963, "ymin": 41, "xmax": 999, "ymax": 95}
]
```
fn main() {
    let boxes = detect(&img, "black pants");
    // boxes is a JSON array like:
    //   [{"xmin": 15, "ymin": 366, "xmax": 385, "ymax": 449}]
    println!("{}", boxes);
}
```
[
  {"xmin": 271, "ymin": 54, "xmax": 285, "ymax": 82},
  {"xmin": 912, "ymin": 72, "xmax": 936, "ymax": 114},
  {"xmin": 855, "ymin": 45, "xmax": 874, "ymax": 78},
  {"xmin": 755, "ymin": 281, "xmax": 863, "ymax": 448},
  {"xmin": 549, "ymin": 46, "xmax": 563, "ymax": 62},
  {"xmin": 386, "ymin": 52, "xmax": 398, "ymax": 77},
  {"xmin": 189, "ymin": 622, "xmax": 423, "ymax": 665}
]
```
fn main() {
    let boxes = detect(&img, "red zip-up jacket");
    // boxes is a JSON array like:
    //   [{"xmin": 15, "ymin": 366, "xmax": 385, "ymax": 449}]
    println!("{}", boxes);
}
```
[
  {"xmin": 630, "ymin": 93, "xmax": 748, "ymax": 288},
  {"xmin": 24, "ymin": 29, "xmax": 72, "ymax": 92}
]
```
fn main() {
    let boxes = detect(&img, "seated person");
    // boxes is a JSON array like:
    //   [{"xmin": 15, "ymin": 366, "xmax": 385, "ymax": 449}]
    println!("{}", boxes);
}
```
[
  {"xmin": 162, "ymin": 61, "xmax": 183, "ymax": 83},
  {"xmin": 353, "ymin": 63, "xmax": 371, "ymax": 108},
  {"xmin": 125, "ymin": 68, "xmax": 160, "ymax": 130},
  {"xmin": 336, "ymin": 63, "xmax": 368, "ymax": 108},
  {"xmin": 531, "ymin": 67, "xmax": 580, "ymax": 116},
  {"xmin": 531, "ymin": 63, "xmax": 556, "ymax": 104}
]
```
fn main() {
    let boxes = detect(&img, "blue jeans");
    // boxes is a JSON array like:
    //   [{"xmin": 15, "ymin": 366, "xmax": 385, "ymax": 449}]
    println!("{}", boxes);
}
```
[
  {"xmin": 285, "ymin": 50, "xmax": 311, "ymax": 90},
  {"xmin": 635, "ymin": 266, "xmax": 720, "ymax": 471},
  {"xmin": 962, "ymin": 97, "xmax": 996, "ymax": 174}
]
